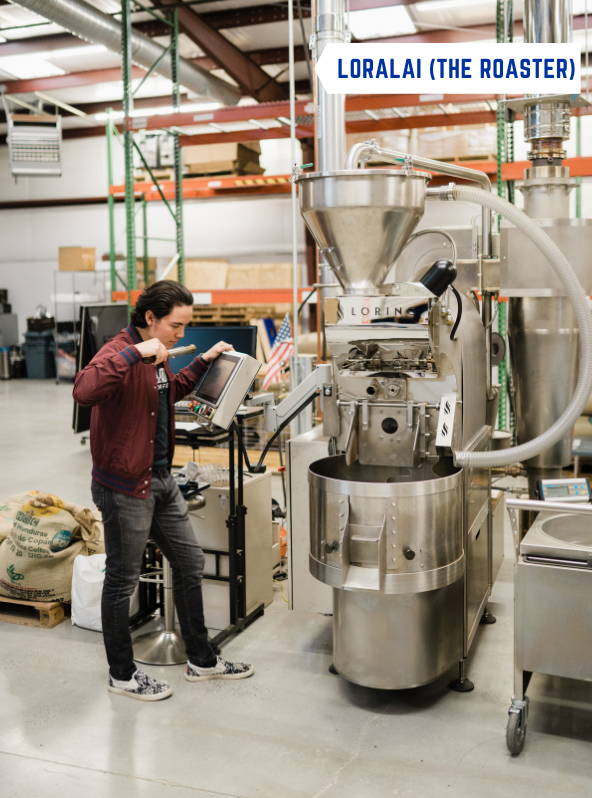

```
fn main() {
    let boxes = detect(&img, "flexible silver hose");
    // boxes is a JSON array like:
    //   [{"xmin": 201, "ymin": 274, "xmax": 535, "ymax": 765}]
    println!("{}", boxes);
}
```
[{"xmin": 444, "ymin": 185, "xmax": 592, "ymax": 468}]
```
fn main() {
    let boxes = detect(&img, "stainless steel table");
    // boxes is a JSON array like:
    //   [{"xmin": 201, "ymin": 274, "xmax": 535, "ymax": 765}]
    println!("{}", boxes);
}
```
[{"xmin": 505, "ymin": 498, "xmax": 592, "ymax": 755}]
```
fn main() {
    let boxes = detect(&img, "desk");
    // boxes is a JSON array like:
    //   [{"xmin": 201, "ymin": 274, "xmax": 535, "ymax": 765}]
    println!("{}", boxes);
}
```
[
  {"xmin": 173, "ymin": 412, "xmax": 282, "ymax": 471},
  {"xmin": 173, "ymin": 444, "xmax": 281, "ymax": 471}
]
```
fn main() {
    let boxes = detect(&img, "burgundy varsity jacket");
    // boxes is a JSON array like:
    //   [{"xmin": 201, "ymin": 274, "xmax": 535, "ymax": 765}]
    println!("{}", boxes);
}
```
[{"xmin": 73, "ymin": 324, "xmax": 208, "ymax": 498}]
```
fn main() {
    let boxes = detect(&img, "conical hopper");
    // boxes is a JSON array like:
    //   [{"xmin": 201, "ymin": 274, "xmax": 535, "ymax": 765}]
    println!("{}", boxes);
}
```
[{"xmin": 297, "ymin": 169, "xmax": 428, "ymax": 295}]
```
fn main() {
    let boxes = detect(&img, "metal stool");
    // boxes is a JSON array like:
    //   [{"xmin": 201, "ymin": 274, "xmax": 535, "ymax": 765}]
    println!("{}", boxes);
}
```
[
  {"xmin": 133, "ymin": 494, "xmax": 205, "ymax": 664},
  {"xmin": 133, "ymin": 555, "xmax": 187, "ymax": 665},
  {"xmin": 133, "ymin": 491, "xmax": 206, "ymax": 665}
]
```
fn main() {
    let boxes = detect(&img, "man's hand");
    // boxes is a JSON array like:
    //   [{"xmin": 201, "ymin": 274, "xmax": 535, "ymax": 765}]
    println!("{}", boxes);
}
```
[
  {"xmin": 135, "ymin": 337, "xmax": 169, "ymax": 365},
  {"xmin": 202, "ymin": 340, "xmax": 234, "ymax": 363}
]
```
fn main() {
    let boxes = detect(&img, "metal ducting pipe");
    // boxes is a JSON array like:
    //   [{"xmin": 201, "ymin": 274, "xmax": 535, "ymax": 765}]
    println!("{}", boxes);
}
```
[
  {"xmin": 311, "ymin": 0, "xmax": 348, "ymax": 316},
  {"xmin": 313, "ymin": 0, "xmax": 347, "ymax": 172},
  {"xmin": 12, "ymin": 0, "xmax": 240, "ymax": 106},
  {"xmin": 524, "ymin": 0, "xmax": 572, "ymax": 44}
]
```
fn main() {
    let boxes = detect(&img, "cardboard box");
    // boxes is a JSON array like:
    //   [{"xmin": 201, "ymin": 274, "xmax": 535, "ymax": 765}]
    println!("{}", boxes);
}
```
[
  {"xmin": 136, "ymin": 256, "xmax": 158, "ymax": 274},
  {"xmin": 324, "ymin": 298, "xmax": 340, "ymax": 325},
  {"xmin": 347, "ymin": 126, "xmax": 497, "ymax": 163},
  {"xmin": 171, "ymin": 259, "xmax": 229, "ymax": 291},
  {"xmin": 183, "ymin": 141, "xmax": 260, "ymax": 162},
  {"xmin": 136, "ymin": 271, "xmax": 157, "ymax": 290},
  {"xmin": 184, "ymin": 161, "xmax": 264, "ymax": 176},
  {"xmin": 226, "ymin": 263, "xmax": 294, "ymax": 289},
  {"xmin": 183, "ymin": 142, "xmax": 262, "ymax": 175},
  {"xmin": 59, "ymin": 247, "xmax": 96, "ymax": 271}
]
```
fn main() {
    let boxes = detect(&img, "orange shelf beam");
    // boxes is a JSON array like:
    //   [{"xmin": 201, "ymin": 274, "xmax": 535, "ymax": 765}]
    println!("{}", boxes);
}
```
[
  {"xmin": 112, "ymin": 288, "xmax": 313, "ymax": 304},
  {"xmin": 109, "ymin": 174, "xmax": 291, "ymax": 201},
  {"xmin": 109, "ymin": 157, "xmax": 592, "ymax": 204},
  {"xmin": 437, "ymin": 156, "xmax": 592, "ymax": 181}
]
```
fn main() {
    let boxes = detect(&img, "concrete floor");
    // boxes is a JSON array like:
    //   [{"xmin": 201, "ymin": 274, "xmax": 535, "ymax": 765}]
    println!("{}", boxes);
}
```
[{"xmin": 1, "ymin": 379, "xmax": 592, "ymax": 798}]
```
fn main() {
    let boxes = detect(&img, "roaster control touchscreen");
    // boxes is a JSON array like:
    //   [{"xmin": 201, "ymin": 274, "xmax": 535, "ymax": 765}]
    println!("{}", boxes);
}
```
[{"xmin": 192, "ymin": 351, "xmax": 261, "ymax": 430}]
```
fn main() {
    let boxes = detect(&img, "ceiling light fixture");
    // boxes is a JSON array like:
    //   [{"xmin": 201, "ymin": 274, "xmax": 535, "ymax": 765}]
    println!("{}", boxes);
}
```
[
  {"xmin": 348, "ymin": 7, "xmax": 416, "ymax": 40},
  {"xmin": 0, "ymin": 54, "xmax": 66, "ymax": 80},
  {"xmin": 94, "ymin": 101, "xmax": 222, "ymax": 122}
]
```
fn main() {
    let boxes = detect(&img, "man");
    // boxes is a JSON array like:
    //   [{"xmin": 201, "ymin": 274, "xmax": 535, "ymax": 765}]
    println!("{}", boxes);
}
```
[{"xmin": 73, "ymin": 280, "xmax": 253, "ymax": 701}]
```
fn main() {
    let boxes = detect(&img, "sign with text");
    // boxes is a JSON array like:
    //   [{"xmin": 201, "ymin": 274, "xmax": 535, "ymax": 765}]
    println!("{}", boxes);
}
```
[{"xmin": 316, "ymin": 43, "xmax": 580, "ymax": 95}]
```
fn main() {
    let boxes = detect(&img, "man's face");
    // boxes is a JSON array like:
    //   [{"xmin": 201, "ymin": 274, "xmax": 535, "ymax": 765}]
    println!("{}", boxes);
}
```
[{"xmin": 145, "ymin": 304, "xmax": 193, "ymax": 348}]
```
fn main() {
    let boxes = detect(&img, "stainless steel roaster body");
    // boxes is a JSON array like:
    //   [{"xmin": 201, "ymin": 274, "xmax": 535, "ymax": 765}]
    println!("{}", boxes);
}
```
[
  {"xmin": 310, "ymin": 457, "xmax": 464, "ymax": 689},
  {"xmin": 297, "ymin": 169, "xmax": 496, "ymax": 690}
]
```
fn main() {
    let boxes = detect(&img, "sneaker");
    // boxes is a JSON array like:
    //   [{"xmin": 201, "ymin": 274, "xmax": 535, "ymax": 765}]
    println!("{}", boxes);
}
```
[
  {"xmin": 185, "ymin": 655, "xmax": 254, "ymax": 682},
  {"xmin": 108, "ymin": 670, "xmax": 173, "ymax": 701}
]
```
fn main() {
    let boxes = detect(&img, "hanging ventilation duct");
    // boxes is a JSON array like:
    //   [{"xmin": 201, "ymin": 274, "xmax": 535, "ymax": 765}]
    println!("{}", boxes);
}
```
[{"xmin": 12, "ymin": 0, "xmax": 240, "ymax": 106}]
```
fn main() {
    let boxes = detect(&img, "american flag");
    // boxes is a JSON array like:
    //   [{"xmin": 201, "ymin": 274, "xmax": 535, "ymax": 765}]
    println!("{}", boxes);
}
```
[{"xmin": 262, "ymin": 313, "xmax": 294, "ymax": 389}]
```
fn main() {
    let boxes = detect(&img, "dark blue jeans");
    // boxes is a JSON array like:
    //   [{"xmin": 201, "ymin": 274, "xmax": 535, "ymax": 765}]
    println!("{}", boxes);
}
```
[{"xmin": 91, "ymin": 473, "xmax": 215, "ymax": 680}]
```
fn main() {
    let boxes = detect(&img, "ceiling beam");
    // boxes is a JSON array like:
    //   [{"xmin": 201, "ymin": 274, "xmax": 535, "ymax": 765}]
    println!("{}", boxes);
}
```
[
  {"xmin": 47, "ymin": 95, "xmax": 592, "ymax": 145},
  {"xmin": 3, "ymin": 8, "xmax": 589, "ymax": 63},
  {"xmin": 68, "ymin": 93, "xmax": 188, "ymax": 116},
  {"xmin": 172, "ymin": 12, "xmax": 592, "ymax": 71},
  {"xmin": 0, "ymin": 32, "xmax": 81, "ymax": 56},
  {"xmin": 192, "ymin": 45, "xmax": 307, "ymax": 72},
  {"xmin": 0, "ymin": 91, "xmax": 185, "ymax": 122},
  {"xmin": 2, "ymin": 9, "xmax": 589, "ymax": 102},
  {"xmin": 0, "ymin": 70, "xmax": 307, "ymax": 105},
  {"xmin": 177, "ymin": 110, "xmax": 500, "ymax": 146},
  {"xmin": 72, "ymin": 82, "xmax": 318, "ymax": 117},
  {"xmin": 197, "ymin": 0, "xmax": 442, "ymax": 26},
  {"xmin": 2, "ymin": 66, "xmax": 145, "ymax": 94},
  {"xmin": 153, "ymin": 0, "xmax": 288, "ymax": 102},
  {"xmin": 124, "ymin": 93, "xmax": 504, "ymax": 130},
  {"xmin": 53, "ymin": 107, "xmax": 499, "ymax": 145},
  {"xmin": 0, "ymin": 0, "xmax": 422, "ymax": 57},
  {"xmin": 0, "ymin": 3, "xmax": 306, "ymax": 56},
  {"xmin": 0, "ymin": 0, "xmax": 431, "ymax": 6},
  {"xmin": 199, "ymin": 4, "xmax": 308, "ymax": 29}
]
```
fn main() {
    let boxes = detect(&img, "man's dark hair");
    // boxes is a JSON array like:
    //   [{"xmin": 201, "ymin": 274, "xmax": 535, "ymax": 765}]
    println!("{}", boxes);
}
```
[{"xmin": 131, "ymin": 280, "xmax": 194, "ymax": 328}]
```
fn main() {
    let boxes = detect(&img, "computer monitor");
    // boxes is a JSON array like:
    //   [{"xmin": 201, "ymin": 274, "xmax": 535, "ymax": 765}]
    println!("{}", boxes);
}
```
[
  {"xmin": 73, "ymin": 303, "xmax": 128, "ymax": 433},
  {"xmin": 168, "ymin": 325, "xmax": 257, "ymax": 374}
]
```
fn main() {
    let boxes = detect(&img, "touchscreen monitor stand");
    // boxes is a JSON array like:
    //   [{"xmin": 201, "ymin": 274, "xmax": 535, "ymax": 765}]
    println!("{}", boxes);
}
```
[{"xmin": 192, "ymin": 352, "xmax": 261, "ymax": 429}]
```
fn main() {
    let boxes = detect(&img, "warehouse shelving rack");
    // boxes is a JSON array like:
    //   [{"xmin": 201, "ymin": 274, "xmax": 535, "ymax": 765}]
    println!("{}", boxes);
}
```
[
  {"xmin": 495, "ymin": 0, "xmax": 514, "ymax": 437},
  {"xmin": 109, "ymin": 156, "xmax": 592, "ymax": 200},
  {"xmin": 107, "ymin": 0, "xmax": 186, "ymax": 307},
  {"xmin": 99, "ymin": 17, "xmax": 592, "ymax": 315}
]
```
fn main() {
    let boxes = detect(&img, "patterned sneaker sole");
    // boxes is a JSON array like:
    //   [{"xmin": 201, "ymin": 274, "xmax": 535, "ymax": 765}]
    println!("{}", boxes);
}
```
[
  {"xmin": 108, "ymin": 684, "xmax": 173, "ymax": 701},
  {"xmin": 185, "ymin": 666, "xmax": 254, "ymax": 682}
]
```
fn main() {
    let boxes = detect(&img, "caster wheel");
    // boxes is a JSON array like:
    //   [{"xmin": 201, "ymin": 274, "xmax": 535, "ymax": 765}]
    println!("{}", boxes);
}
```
[
  {"xmin": 480, "ymin": 611, "xmax": 497, "ymax": 625},
  {"xmin": 506, "ymin": 710, "xmax": 527, "ymax": 756},
  {"xmin": 449, "ymin": 677, "xmax": 474, "ymax": 693},
  {"xmin": 328, "ymin": 664, "xmax": 338, "ymax": 675}
]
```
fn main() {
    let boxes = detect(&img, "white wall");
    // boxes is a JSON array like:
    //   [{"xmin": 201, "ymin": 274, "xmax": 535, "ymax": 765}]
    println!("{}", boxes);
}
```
[
  {"xmin": 0, "ymin": 134, "xmax": 123, "ymax": 201},
  {"xmin": 0, "ymin": 134, "xmax": 305, "ymax": 340}
]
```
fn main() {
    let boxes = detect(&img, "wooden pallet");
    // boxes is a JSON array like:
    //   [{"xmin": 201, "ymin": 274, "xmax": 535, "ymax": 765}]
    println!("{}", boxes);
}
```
[
  {"xmin": 184, "ymin": 167, "xmax": 265, "ymax": 178},
  {"xmin": 0, "ymin": 595, "xmax": 66, "ymax": 628},
  {"xmin": 134, "ymin": 168, "xmax": 176, "ymax": 182},
  {"xmin": 441, "ymin": 153, "xmax": 497, "ymax": 164},
  {"xmin": 191, "ymin": 304, "xmax": 278, "ymax": 325}
]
